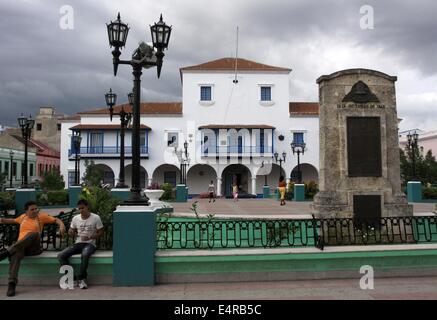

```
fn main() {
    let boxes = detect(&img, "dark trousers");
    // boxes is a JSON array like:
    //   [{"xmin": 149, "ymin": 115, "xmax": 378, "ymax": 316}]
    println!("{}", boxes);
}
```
[
  {"xmin": 57, "ymin": 243, "xmax": 96, "ymax": 280},
  {"xmin": 8, "ymin": 232, "xmax": 42, "ymax": 284}
]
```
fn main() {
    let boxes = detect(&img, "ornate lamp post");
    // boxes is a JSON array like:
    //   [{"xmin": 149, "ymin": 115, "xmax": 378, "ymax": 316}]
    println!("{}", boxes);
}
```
[
  {"xmin": 9, "ymin": 150, "xmax": 14, "ymax": 188},
  {"xmin": 406, "ymin": 131, "xmax": 419, "ymax": 180},
  {"xmin": 72, "ymin": 131, "xmax": 82, "ymax": 186},
  {"xmin": 105, "ymin": 88, "xmax": 133, "ymax": 188},
  {"xmin": 274, "ymin": 151, "xmax": 286, "ymax": 180},
  {"xmin": 17, "ymin": 114, "xmax": 34, "ymax": 188},
  {"xmin": 291, "ymin": 142, "xmax": 306, "ymax": 184},
  {"xmin": 107, "ymin": 13, "xmax": 171, "ymax": 204}
]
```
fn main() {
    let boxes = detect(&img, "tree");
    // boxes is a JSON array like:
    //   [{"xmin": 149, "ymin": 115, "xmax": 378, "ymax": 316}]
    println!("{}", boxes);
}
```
[
  {"xmin": 400, "ymin": 147, "xmax": 437, "ymax": 185},
  {"xmin": 0, "ymin": 172, "xmax": 6, "ymax": 190},
  {"xmin": 82, "ymin": 160, "xmax": 104, "ymax": 187},
  {"xmin": 40, "ymin": 170, "xmax": 65, "ymax": 190}
]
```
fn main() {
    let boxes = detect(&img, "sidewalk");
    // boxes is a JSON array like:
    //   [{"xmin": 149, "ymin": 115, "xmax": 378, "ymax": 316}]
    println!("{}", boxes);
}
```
[{"xmin": 2, "ymin": 276, "xmax": 437, "ymax": 300}]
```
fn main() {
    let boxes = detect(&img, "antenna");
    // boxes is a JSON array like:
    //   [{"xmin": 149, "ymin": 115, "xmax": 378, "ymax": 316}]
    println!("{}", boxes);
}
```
[{"xmin": 233, "ymin": 26, "xmax": 239, "ymax": 84}]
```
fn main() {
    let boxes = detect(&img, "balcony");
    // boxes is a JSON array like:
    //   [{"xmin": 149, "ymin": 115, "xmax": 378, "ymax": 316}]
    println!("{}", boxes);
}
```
[
  {"xmin": 202, "ymin": 146, "xmax": 273, "ymax": 157},
  {"xmin": 69, "ymin": 146, "xmax": 149, "ymax": 158}
]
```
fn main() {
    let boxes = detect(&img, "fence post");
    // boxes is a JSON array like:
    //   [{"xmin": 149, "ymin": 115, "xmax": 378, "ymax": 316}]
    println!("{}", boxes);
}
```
[{"xmin": 113, "ymin": 205, "xmax": 159, "ymax": 286}]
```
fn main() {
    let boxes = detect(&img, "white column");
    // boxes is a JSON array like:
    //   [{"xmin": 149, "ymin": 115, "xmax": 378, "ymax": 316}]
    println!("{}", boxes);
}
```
[
  {"xmin": 217, "ymin": 177, "xmax": 222, "ymax": 197},
  {"xmin": 251, "ymin": 177, "xmax": 257, "ymax": 195},
  {"xmin": 147, "ymin": 178, "xmax": 153, "ymax": 187}
]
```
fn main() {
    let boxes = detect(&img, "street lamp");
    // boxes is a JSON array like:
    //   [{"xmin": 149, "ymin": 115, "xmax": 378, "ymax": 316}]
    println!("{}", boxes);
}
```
[
  {"xmin": 291, "ymin": 142, "xmax": 306, "ymax": 184},
  {"xmin": 17, "ymin": 114, "xmax": 34, "ymax": 188},
  {"xmin": 107, "ymin": 13, "xmax": 172, "ymax": 205},
  {"xmin": 72, "ymin": 131, "xmax": 82, "ymax": 186},
  {"xmin": 9, "ymin": 150, "xmax": 14, "ymax": 188},
  {"xmin": 274, "ymin": 151, "xmax": 286, "ymax": 181},
  {"xmin": 105, "ymin": 88, "xmax": 133, "ymax": 188},
  {"xmin": 175, "ymin": 141, "xmax": 190, "ymax": 185},
  {"xmin": 406, "ymin": 131, "xmax": 419, "ymax": 180}
]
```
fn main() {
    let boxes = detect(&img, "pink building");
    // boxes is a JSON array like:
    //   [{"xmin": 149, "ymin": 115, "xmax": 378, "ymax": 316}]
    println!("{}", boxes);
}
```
[{"xmin": 29, "ymin": 139, "xmax": 60, "ymax": 178}]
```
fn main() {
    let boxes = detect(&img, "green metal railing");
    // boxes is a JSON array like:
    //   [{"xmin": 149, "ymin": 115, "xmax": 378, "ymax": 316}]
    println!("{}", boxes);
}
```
[{"xmin": 2, "ymin": 214, "xmax": 437, "ymax": 251}]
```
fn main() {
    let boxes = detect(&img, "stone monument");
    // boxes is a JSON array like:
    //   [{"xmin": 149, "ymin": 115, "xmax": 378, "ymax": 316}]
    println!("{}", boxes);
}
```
[{"xmin": 311, "ymin": 69, "xmax": 412, "ymax": 220}]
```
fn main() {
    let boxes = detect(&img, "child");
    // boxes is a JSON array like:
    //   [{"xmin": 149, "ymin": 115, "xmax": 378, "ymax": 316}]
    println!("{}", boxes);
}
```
[{"xmin": 208, "ymin": 180, "xmax": 216, "ymax": 203}]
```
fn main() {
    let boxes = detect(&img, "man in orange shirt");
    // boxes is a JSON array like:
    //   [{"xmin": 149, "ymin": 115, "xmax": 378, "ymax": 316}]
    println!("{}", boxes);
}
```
[{"xmin": 0, "ymin": 201, "xmax": 66, "ymax": 297}]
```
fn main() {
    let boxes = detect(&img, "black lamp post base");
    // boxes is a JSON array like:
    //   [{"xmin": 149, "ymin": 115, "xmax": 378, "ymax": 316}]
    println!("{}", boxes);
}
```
[
  {"xmin": 115, "ymin": 183, "xmax": 129, "ymax": 189},
  {"xmin": 123, "ymin": 190, "xmax": 150, "ymax": 206}
]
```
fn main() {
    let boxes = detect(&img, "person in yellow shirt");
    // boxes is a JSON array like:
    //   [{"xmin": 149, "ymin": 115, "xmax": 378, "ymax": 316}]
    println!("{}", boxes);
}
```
[
  {"xmin": 278, "ymin": 176, "xmax": 287, "ymax": 206},
  {"xmin": 0, "ymin": 201, "xmax": 66, "ymax": 297}
]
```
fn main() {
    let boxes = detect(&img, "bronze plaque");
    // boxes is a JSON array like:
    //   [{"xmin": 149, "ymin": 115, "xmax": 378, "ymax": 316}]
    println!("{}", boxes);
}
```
[
  {"xmin": 353, "ymin": 195, "xmax": 381, "ymax": 227},
  {"xmin": 347, "ymin": 117, "xmax": 382, "ymax": 177}
]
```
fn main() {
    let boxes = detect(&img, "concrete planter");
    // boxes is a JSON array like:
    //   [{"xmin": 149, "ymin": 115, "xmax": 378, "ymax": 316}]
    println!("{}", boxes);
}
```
[{"xmin": 145, "ymin": 189, "xmax": 164, "ymax": 204}]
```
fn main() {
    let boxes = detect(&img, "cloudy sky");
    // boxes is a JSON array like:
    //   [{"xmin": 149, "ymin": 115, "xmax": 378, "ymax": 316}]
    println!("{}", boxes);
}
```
[{"xmin": 0, "ymin": 0, "xmax": 436, "ymax": 132}]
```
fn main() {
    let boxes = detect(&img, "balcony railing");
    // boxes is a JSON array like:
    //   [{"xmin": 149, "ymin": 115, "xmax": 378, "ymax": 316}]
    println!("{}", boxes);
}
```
[
  {"xmin": 202, "ymin": 146, "xmax": 273, "ymax": 156},
  {"xmin": 69, "ymin": 146, "xmax": 148, "ymax": 157}
]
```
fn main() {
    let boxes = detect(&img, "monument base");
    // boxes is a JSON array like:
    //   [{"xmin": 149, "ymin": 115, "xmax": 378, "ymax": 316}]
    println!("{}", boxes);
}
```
[{"xmin": 311, "ymin": 191, "xmax": 413, "ymax": 218}]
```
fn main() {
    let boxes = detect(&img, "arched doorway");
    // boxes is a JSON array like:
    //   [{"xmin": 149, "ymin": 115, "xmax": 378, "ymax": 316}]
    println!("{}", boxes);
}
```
[
  {"xmin": 221, "ymin": 164, "xmax": 252, "ymax": 198},
  {"xmin": 125, "ymin": 165, "xmax": 148, "ymax": 189},
  {"xmin": 187, "ymin": 164, "xmax": 217, "ymax": 195},
  {"xmin": 94, "ymin": 164, "xmax": 115, "ymax": 187},
  {"xmin": 290, "ymin": 163, "xmax": 319, "ymax": 183},
  {"xmin": 152, "ymin": 164, "xmax": 180, "ymax": 188}
]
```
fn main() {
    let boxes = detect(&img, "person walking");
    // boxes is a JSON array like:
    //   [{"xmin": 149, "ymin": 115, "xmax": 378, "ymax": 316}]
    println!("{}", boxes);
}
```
[
  {"xmin": 208, "ymin": 180, "xmax": 216, "ymax": 203},
  {"xmin": 232, "ymin": 183, "xmax": 239, "ymax": 202},
  {"xmin": 57, "ymin": 199, "xmax": 104, "ymax": 289},
  {"xmin": 278, "ymin": 176, "xmax": 287, "ymax": 206},
  {"xmin": 0, "ymin": 201, "xmax": 66, "ymax": 297}
]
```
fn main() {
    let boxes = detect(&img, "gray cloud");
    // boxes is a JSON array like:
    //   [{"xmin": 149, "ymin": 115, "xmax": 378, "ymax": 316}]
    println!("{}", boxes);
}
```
[{"xmin": 0, "ymin": 0, "xmax": 436, "ymax": 133}]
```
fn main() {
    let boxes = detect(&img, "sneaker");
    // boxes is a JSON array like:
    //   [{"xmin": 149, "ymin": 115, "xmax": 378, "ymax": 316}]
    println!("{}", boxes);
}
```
[
  {"xmin": 78, "ymin": 279, "xmax": 88, "ymax": 289},
  {"xmin": 6, "ymin": 282, "xmax": 15, "ymax": 297},
  {"xmin": 0, "ymin": 248, "xmax": 10, "ymax": 262}
]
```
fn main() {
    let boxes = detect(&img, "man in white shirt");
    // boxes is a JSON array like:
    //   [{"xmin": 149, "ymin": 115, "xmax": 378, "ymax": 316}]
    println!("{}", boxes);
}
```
[{"xmin": 57, "ymin": 199, "xmax": 104, "ymax": 289}]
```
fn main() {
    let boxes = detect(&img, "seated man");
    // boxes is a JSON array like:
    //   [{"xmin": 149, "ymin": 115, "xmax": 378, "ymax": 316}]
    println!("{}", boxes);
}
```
[
  {"xmin": 0, "ymin": 201, "xmax": 66, "ymax": 297},
  {"xmin": 58, "ymin": 199, "xmax": 104, "ymax": 289}
]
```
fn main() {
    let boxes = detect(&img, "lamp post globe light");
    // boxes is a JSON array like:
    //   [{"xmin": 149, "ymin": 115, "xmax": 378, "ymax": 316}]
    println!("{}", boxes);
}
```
[
  {"xmin": 9, "ymin": 150, "xmax": 14, "ymax": 188},
  {"xmin": 72, "ymin": 131, "xmax": 82, "ymax": 186},
  {"xmin": 274, "ymin": 151, "xmax": 286, "ymax": 181},
  {"xmin": 17, "ymin": 114, "xmax": 34, "ymax": 188},
  {"xmin": 107, "ymin": 13, "xmax": 172, "ymax": 205},
  {"xmin": 406, "ymin": 131, "xmax": 419, "ymax": 181},
  {"xmin": 291, "ymin": 142, "xmax": 306, "ymax": 184},
  {"xmin": 105, "ymin": 88, "xmax": 133, "ymax": 188}
]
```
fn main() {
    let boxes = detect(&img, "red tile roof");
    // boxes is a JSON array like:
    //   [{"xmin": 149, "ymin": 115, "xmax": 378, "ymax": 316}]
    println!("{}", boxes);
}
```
[
  {"xmin": 78, "ymin": 103, "xmax": 182, "ymax": 115},
  {"xmin": 289, "ymin": 102, "xmax": 319, "ymax": 116},
  {"xmin": 180, "ymin": 58, "xmax": 291, "ymax": 73},
  {"xmin": 70, "ymin": 124, "xmax": 151, "ymax": 130}
]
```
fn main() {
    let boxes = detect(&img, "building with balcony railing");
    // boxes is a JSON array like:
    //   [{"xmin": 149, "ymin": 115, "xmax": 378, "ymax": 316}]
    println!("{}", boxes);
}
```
[{"xmin": 60, "ymin": 57, "xmax": 319, "ymax": 196}]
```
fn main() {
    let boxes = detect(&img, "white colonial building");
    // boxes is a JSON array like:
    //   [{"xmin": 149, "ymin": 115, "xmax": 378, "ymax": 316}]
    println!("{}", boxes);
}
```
[{"xmin": 60, "ymin": 57, "xmax": 319, "ymax": 197}]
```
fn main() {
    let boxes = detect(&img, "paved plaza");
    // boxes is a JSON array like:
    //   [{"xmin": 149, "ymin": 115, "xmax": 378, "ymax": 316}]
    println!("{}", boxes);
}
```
[
  {"xmin": 31, "ymin": 198, "xmax": 436, "ymax": 217},
  {"xmin": 170, "ymin": 198, "xmax": 435, "ymax": 217}
]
